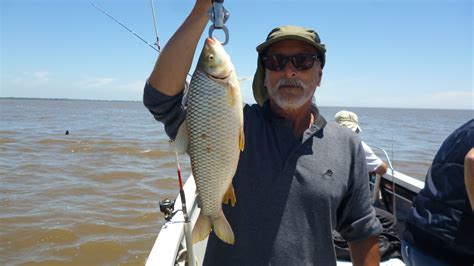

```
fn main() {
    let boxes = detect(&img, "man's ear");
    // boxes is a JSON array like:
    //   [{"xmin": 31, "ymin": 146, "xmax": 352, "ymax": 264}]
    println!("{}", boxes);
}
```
[{"xmin": 317, "ymin": 71, "xmax": 323, "ymax": 86}]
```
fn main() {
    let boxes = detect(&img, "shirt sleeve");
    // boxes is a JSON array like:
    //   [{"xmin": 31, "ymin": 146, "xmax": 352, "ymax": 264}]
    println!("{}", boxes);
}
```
[
  {"xmin": 142, "ymin": 81, "xmax": 186, "ymax": 140},
  {"xmin": 336, "ymin": 137, "xmax": 382, "ymax": 241},
  {"xmin": 361, "ymin": 141, "xmax": 383, "ymax": 172}
]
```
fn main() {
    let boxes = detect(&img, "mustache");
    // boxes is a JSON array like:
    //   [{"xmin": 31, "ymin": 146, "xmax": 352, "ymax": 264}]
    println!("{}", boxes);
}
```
[{"xmin": 275, "ymin": 78, "xmax": 308, "ymax": 90}]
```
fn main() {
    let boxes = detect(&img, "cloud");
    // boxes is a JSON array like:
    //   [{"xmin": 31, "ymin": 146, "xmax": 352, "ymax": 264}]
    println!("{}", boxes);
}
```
[
  {"xmin": 33, "ymin": 71, "xmax": 50, "ymax": 82},
  {"xmin": 81, "ymin": 77, "xmax": 117, "ymax": 88},
  {"xmin": 11, "ymin": 71, "xmax": 51, "ymax": 85},
  {"xmin": 317, "ymin": 88, "xmax": 473, "ymax": 110},
  {"xmin": 116, "ymin": 80, "xmax": 144, "ymax": 92},
  {"xmin": 423, "ymin": 91, "xmax": 473, "ymax": 109},
  {"xmin": 78, "ymin": 76, "xmax": 144, "ymax": 92}
]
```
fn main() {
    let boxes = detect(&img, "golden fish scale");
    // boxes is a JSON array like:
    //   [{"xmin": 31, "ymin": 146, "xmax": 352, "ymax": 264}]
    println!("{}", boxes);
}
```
[{"xmin": 187, "ymin": 70, "xmax": 241, "ymax": 218}]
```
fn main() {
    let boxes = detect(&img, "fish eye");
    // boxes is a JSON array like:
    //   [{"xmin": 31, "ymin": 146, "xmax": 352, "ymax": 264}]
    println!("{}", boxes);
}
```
[{"xmin": 209, "ymin": 54, "xmax": 214, "ymax": 60}]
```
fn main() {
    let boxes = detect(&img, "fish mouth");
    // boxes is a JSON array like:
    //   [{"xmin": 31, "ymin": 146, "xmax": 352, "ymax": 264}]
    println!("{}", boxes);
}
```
[{"xmin": 208, "ymin": 69, "xmax": 232, "ymax": 81}]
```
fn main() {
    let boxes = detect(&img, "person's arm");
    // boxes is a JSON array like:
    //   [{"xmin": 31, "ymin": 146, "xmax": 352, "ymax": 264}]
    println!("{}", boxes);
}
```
[
  {"xmin": 465, "ymin": 148, "xmax": 474, "ymax": 211},
  {"xmin": 348, "ymin": 236, "xmax": 380, "ymax": 266},
  {"xmin": 361, "ymin": 141, "xmax": 386, "ymax": 175},
  {"xmin": 148, "ymin": 0, "xmax": 211, "ymax": 96},
  {"xmin": 337, "ymin": 138, "xmax": 382, "ymax": 265}
]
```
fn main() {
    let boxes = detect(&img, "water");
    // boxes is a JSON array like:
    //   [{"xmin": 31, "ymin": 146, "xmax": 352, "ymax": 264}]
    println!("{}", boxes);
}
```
[{"xmin": 1, "ymin": 98, "xmax": 472, "ymax": 265}]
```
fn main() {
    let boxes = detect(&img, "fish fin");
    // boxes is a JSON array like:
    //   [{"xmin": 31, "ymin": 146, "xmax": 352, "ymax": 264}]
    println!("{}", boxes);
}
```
[
  {"xmin": 212, "ymin": 213, "xmax": 235, "ymax": 244},
  {"xmin": 239, "ymin": 125, "xmax": 245, "ymax": 151},
  {"xmin": 175, "ymin": 120, "xmax": 188, "ymax": 154},
  {"xmin": 222, "ymin": 183, "xmax": 236, "ymax": 207},
  {"xmin": 226, "ymin": 75, "xmax": 239, "ymax": 107},
  {"xmin": 192, "ymin": 214, "xmax": 211, "ymax": 244}
]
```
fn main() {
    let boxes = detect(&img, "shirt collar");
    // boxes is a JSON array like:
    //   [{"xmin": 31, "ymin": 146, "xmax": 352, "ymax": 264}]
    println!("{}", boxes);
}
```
[{"xmin": 261, "ymin": 100, "xmax": 327, "ymax": 132}]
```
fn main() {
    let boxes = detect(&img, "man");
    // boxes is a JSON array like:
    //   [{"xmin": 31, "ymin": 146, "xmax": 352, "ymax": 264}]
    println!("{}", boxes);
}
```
[
  {"xmin": 402, "ymin": 119, "xmax": 474, "ymax": 265},
  {"xmin": 143, "ymin": 0, "xmax": 381, "ymax": 265},
  {"xmin": 335, "ymin": 110, "xmax": 388, "ymax": 176}
]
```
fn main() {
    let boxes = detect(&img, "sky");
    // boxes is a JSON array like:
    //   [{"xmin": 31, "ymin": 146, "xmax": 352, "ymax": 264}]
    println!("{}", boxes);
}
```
[{"xmin": 1, "ymin": 0, "xmax": 473, "ymax": 109}]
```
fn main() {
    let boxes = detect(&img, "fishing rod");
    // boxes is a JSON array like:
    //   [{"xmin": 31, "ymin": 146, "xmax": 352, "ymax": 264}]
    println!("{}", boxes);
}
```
[
  {"xmin": 149, "ymin": 0, "xmax": 161, "ymax": 51},
  {"xmin": 371, "ymin": 144, "xmax": 398, "ymax": 223},
  {"xmin": 173, "ymin": 144, "xmax": 196, "ymax": 266},
  {"xmin": 91, "ymin": 3, "xmax": 159, "ymax": 53}
]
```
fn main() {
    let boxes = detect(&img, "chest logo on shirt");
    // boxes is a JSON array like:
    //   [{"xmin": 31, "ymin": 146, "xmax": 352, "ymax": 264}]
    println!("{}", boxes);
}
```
[{"xmin": 324, "ymin": 169, "xmax": 334, "ymax": 177}]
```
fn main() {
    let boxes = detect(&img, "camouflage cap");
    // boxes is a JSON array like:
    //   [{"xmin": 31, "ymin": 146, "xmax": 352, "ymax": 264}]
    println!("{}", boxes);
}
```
[{"xmin": 252, "ymin": 25, "xmax": 326, "ymax": 106}]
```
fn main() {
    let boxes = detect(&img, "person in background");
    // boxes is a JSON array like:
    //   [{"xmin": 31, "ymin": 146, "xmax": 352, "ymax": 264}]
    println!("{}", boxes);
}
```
[
  {"xmin": 335, "ymin": 110, "xmax": 388, "ymax": 176},
  {"xmin": 402, "ymin": 119, "xmax": 474, "ymax": 265},
  {"xmin": 142, "ymin": 0, "xmax": 381, "ymax": 265}
]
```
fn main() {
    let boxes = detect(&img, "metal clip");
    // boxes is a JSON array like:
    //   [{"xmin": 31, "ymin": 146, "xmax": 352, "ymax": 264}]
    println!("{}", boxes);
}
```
[{"xmin": 208, "ymin": 1, "xmax": 230, "ymax": 45}]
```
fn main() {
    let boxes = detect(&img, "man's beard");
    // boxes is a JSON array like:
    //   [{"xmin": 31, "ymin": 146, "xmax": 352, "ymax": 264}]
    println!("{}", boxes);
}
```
[{"xmin": 265, "ymin": 75, "xmax": 315, "ymax": 110}]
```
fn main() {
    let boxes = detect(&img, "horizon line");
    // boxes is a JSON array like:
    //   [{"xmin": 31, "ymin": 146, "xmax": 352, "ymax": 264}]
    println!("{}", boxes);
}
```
[{"xmin": 1, "ymin": 96, "xmax": 472, "ymax": 111}]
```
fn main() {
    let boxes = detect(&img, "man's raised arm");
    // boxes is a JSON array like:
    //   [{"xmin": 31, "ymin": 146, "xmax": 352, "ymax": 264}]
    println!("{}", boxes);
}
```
[{"xmin": 148, "ymin": 0, "xmax": 211, "ymax": 96}]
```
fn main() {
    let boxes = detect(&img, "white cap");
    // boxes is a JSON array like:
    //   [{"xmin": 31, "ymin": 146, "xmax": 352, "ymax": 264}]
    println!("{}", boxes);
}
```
[{"xmin": 334, "ymin": 110, "xmax": 362, "ymax": 133}]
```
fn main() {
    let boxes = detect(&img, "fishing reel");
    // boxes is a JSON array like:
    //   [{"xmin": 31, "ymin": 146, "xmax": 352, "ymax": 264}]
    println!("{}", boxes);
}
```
[{"xmin": 159, "ymin": 198, "xmax": 176, "ymax": 221}]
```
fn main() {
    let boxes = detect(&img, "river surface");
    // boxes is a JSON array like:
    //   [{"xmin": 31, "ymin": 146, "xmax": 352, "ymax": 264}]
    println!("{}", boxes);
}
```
[{"xmin": 1, "ymin": 98, "xmax": 472, "ymax": 265}]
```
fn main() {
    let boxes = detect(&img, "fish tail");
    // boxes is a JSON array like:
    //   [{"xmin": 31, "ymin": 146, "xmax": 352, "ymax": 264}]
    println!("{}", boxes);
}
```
[
  {"xmin": 191, "ymin": 212, "xmax": 235, "ymax": 245},
  {"xmin": 192, "ymin": 213, "xmax": 212, "ymax": 244},
  {"xmin": 212, "ymin": 213, "xmax": 234, "ymax": 245}
]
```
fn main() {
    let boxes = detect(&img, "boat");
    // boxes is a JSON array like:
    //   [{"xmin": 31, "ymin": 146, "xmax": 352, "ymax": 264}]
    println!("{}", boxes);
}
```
[
  {"xmin": 89, "ymin": 3, "xmax": 461, "ymax": 265},
  {"xmin": 146, "ymin": 147, "xmax": 423, "ymax": 266}
]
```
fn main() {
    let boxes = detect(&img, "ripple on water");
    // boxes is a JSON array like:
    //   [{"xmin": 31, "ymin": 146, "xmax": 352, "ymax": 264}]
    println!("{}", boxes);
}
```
[
  {"xmin": 69, "ymin": 240, "xmax": 129, "ymax": 264},
  {"xmin": 3, "ymin": 227, "xmax": 79, "ymax": 265},
  {"xmin": 86, "ymin": 171, "xmax": 146, "ymax": 182},
  {"xmin": 0, "ymin": 137, "xmax": 16, "ymax": 144},
  {"xmin": 24, "ymin": 240, "xmax": 131, "ymax": 265}
]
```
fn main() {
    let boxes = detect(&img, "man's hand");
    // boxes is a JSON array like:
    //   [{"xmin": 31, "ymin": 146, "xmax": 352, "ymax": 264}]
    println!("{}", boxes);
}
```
[
  {"xmin": 373, "ymin": 162, "xmax": 388, "ymax": 176},
  {"xmin": 465, "ymin": 148, "xmax": 474, "ymax": 212},
  {"xmin": 348, "ymin": 235, "xmax": 380, "ymax": 266}
]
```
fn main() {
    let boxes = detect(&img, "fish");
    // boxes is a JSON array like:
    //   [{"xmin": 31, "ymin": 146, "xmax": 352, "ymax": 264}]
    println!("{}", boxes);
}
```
[{"xmin": 175, "ymin": 37, "xmax": 244, "ymax": 245}]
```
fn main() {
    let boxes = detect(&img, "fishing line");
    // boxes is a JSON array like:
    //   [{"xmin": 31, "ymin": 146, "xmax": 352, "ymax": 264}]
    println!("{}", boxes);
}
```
[
  {"xmin": 91, "ymin": 3, "xmax": 159, "ymax": 53},
  {"xmin": 91, "ymin": 3, "xmax": 193, "ymax": 78},
  {"xmin": 391, "ymin": 140, "xmax": 397, "ymax": 222}
]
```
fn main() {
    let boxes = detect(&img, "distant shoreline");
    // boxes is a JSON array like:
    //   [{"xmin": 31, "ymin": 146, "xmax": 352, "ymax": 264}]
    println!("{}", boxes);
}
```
[
  {"xmin": 0, "ymin": 97, "xmax": 141, "ymax": 103},
  {"xmin": 1, "ymin": 97, "xmax": 472, "ymax": 111}
]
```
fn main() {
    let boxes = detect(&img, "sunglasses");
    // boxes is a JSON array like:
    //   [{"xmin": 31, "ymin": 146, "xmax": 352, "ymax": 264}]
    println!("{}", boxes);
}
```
[{"xmin": 262, "ymin": 53, "xmax": 319, "ymax": 71}]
